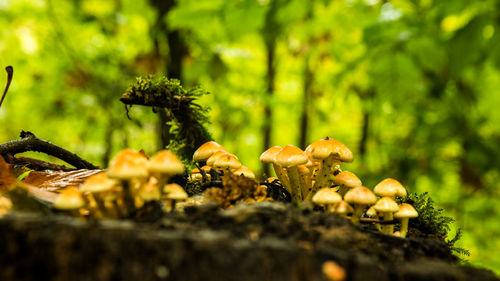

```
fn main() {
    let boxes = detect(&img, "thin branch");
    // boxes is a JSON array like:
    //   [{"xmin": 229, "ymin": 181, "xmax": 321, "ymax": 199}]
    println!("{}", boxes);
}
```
[
  {"xmin": 0, "ymin": 131, "xmax": 98, "ymax": 170},
  {"xmin": 4, "ymin": 155, "xmax": 75, "ymax": 172},
  {"xmin": 0, "ymin": 66, "xmax": 13, "ymax": 108}
]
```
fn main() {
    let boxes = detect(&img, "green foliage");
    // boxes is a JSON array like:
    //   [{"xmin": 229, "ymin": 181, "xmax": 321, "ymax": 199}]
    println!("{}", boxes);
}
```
[
  {"xmin": 447, "ymin": 229, "xmax": 471, "ymax": 257},
  {"xmin": 401, "ymin": 192, "xmax": 455, "ymax": 237}
]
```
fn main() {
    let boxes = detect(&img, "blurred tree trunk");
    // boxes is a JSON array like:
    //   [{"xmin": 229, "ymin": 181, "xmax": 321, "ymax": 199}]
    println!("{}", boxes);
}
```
[
  {"xmin": 299, "ymin": 55, "xmax": 313, "ymax": 149},
  {"xmin": 150, "ymin": 0, "xmax": 186, "ymax": 151},
  {"xmin": 261, "ymin": 1, "xmax": 282, "ymax": 176}
]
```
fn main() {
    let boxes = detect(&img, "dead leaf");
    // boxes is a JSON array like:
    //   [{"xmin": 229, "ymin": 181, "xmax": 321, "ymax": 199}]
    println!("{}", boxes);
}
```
[
  {"xmin": 0, "ymin": 155, "xmax": 15, "ymax": 191},
  {"xmin": 23, "ymin": 169, "xmax": 104, "ymax": 191}
]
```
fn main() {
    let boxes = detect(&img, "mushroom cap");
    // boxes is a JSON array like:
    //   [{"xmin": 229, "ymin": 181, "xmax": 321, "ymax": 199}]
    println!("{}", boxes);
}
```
[
  {"xmin": 394, "ymin": 203, "xmax": 418, "ymax": 218},
  {"xmin": 344, "ymin": 186, "xmax": 377, "ymax": 205},
  {"xmin": 232, "ymin": 166, "xmax": 255, "ymax": 179},
  {"xmin": 374, "ymin": 178, "xmax": 405, "ymax": 197},
  {"xmin": 138, "ymin": 177, "xmax": 161, "ymax": 201},
  {"xmin": 308, "ymin": 138, "xmax": 354, "ymax": 163},
  {"xmin": 213, "ymin": 154, "xmax": 242, "ymax": 170},
  {"xmin": 275, "ymin": 145, "xmax": 308, "ymax": 168},
  {"xmin": 373, "ymin": 196, "xmax": 399, "ymax": 213},
  {"xmin": 206, "ymin": 150, "xmax": 232, "ymax": 167},
  {"xmin": 260, "ymin": 146, "xmax": 282, "ymax": 163},
  {"xmin": 366, "ymin": 206, "xmax": 378, "ymax": 217},
  {"xmin": 334, "ymin": 171, "xmax": 362, "ymax": 188},
  {"xmin": 164, "ymin": 183, "xmax": 188, "ymax": 200},
  {"xmin": 53, "ymin": 187, "xmax": 85, "ymax": 210},
  {"xmin": 335, "ymin": 200, "xmax": 354, "ymax": 215},
  {"xmin": 193, "ymin": 141, "xmax": 227, "ymax": 162},
  {"xmin": 148, "ymin": 150, "xmax": 185, "ymax": 175},
  {"xmin": 107, "ymin": 148, "xmax": 148, "ymax": 179},
  {"xmin": 312, "ymin": 187, "xmax": 342, "ymax": 205},
  {"xmin": 80, "ymin": 172, "xmax": 117, "ymax": 194}
]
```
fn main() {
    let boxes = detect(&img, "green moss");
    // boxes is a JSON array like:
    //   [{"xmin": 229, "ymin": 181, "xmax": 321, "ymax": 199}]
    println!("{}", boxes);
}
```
[{"xmin": 121, "ymin": 76, "xmax": 212, "ymax": 162}]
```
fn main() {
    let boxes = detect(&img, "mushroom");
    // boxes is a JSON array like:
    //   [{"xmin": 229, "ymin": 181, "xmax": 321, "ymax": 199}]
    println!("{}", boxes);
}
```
[
  {"xmin": 366, "ymin": 206, "xmax": 381, "ymax": 231},
  {"xmin": 394, "ymin": 203, "xmax": 418, "ymax": 238},
  {"xmin": 0, "ymin": 196, "xmax": 13, "ymax": 217},
  {"xmin": 344, "ymin": 186, "xmax": 377, "ymax": 224},
  {"xmin": 373, "ymin": 196, "xmax": 400, "ymax": 234},
  {"xmin": 213, "ymin": 153, "xmax": 241, "ymax": 172},
  {"xmin": 312, "ymin": 187, "xmax": 342, "ymax": 212},
  {"xmin": 148, "ymin": 150, "xmax": 185, "ymax": 190},
  {"xmin": 322, "ymin": 260, "xmax": 346, "ymax": 281},
  {"xmin": 275, "ymin": 145, "xmax": 308, "ymax": 203},
  {"xmin": 193, "ymin": 141, "xmax": 227, "ymax": 164},
  {"xmin": 374, "ymin": 178, "xmax": 407, "ymax": 198},
  {"xmin": 206, "ymin": 150, "xmax": 233, "ymax": 167},
  {"xmin": 308, "ymin": 138, "xmax": 353, "ymax": 196},
  {"xmin": 334, "ymin": 171, "xmax": 362, "ymax": 197},
  {"xmin": 138, "ymin": 177, "xmax": 161, "ymax": 203},
  {"xmin": 53, "ymin": 187, "xmax": 86, "ymax": 216},
  {"xmin": 163, "ymin": 183, "xmax": 188, "ymax": 212},
  {"xmin": 79, "ymin": 172, "xmax": 117, "ymax": 217},
  {"xmin": 107, "ymin": 148, "xmax": 149, "ymax": 214},
  {"xmin": 260, "ymin": 146, "xmax": 291, "ymax": 192},
  {"xmin": 334, "ymin": 200, "xmax": 354, "ymax": 218},
  {"xmin": 232, "ymin": 166, "xmax": 256, "ymax": 179}
]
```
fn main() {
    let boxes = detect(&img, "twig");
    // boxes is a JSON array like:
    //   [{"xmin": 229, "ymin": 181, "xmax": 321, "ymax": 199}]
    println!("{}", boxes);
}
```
[
  {"xmin": 4, "ymin": 155, "xmax": 75, "ymax": 171},
  {"xmin": 0, "ymin": 66, "xmax": 13, "ymax": 108},
  {"xmin": 0, "ymin": 131, "xmax": 98, "ymax": 170}
]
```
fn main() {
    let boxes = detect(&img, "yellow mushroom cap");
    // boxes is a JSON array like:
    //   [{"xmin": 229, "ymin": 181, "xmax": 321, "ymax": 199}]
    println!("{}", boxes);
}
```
[
  {"xmin": 193, "ymin": 141, "xmax": 227, "ymax": 162},
  {"xmin": 148, "ymin": 150, "xmax": 185, "ymax": 175},
  {"xmin": 312, "ymin": 187, "xmax": 342, "ymax": 205},
  {"xmin": 344, "ymin": 186, "xmax": 377, "ymax": 205},
  {"xmin": 232, "ymin": 166, "xmax": 255, "ymax": 179},
  {"xmin": 214, "ymin": 154, "xmax": 242, "ymax": 170},
  {"xmin": 80, "ymin": 172, "xmax": 117, "ymax": 194},
  {"xmin": 334, "ymin": 171, "xmax": 362, "ymax": 188},
  {"xmin": 335, "ymin": 200, "xmax": 354, "ymax": 215},
  {"xmin": 53, "ymin": 187, "xmax": 85, "ymax": 210},
  {"xmin": 260, "ymin": 146, "xmax": 283, "ymax": 163},
  {"xmin": 366, "ymin": 206, "xmax": 378, "ymax": 217},
  {"xmin": 373, "ymin": 197, "xmax": 399, "ymax": 213},
  {"xmin": 275, "ymin": 145, "xmax": 308, "ymax": 168},
  {"xmin": 308, "ymin": 138, "xmax": 354, "ymax": 163},
  {"xmin": 107, "ymin": 148, "xmax": 148, "ymax": 179},
  {"xmin": 206, "ymin": 150, "xmax": 232, "ymax": 167},
  {"xmin": 138, "ymin": 177, "xmax": 161, "ymax": 201},
  {"xmin": 164, "ymin": 183, "xmax": 188, "ymax": 200},
  {"xmin": 374, "ymin": 178, "xmax": 405, "ymax": 197},
  {"xmin": 394, "ymin": 203, "xmax": 418, "ymax": 219}
]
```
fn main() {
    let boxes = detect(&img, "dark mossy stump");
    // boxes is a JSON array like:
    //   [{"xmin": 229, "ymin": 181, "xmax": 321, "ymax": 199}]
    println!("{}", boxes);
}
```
[{"xmin": 0, "ymin": 202, "xmax": 497, "ymax": 281}]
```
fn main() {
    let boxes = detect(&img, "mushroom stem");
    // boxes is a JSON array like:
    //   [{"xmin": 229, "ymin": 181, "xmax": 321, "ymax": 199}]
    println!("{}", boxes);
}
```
[
  {"xmin": 120, "ymin": 180, "xmax": 136, "ymax": 215},
  {"xmin": 399, "ymin": 218, "xmax": 410, "ymax": 238},
  {"xmin": 91, "ymin": 194, "xmax": 110, "ymax": 217},
  {"xmin": 286, "ymin": 166, "xmax": 303, "ymax": 203},
  {"xmin": 382, "ymin": 212, "xmax": 394, "ymax": 234},
  {"xmin": 300, "ymin": 173, "xmax": 311, "ymax": 199},
  {"xmin": 313, "ymin": 157, "xmax": 334, "ymax": 192},
  {"xmin": 351, "ymin": 204, "xmax": 364, "ymax": 225},
  {"xmin": 272, "ymin": 163, "xmax": 290, "ymax": 193},
  {"xmin": 337, "ymin": 185, "xmax": 349, "ymax": 197}
]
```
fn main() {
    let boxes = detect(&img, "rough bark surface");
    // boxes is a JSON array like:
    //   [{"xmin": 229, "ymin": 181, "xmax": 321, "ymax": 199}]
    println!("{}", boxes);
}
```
[{"xmin": 0, "ymin": 202, "xmax": 497, "ymax": 281}]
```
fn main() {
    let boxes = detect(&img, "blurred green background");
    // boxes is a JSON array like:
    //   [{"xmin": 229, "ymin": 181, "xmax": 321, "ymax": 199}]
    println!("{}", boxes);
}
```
[{"xmin": 1, "ymin": 0, "xmax": 499, "ymax": 274}]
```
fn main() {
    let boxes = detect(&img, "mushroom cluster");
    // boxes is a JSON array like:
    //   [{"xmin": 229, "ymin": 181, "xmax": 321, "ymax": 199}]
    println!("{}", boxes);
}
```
[
  {"xmin": 260, "ymin": 137, "xmax": 418, "ymax": 238},
  {"xmin": 52, "ymin": 148, "xmax": 187, "ymax": 218}
]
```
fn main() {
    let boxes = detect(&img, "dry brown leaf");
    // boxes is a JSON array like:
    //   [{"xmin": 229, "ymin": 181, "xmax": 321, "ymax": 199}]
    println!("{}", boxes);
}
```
[
  {"xmin": 0, "ymin": 155, "xmax": 16, "ymax": 191},
  {"xmin": 23, "ymin": 169, "xmax": 104, "ymax": 192}
]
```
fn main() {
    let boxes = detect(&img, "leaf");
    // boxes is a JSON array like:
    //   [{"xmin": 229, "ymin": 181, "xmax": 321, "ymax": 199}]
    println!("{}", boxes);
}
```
[
  {"xmin": 0, "ymin": 155, "xmax": 16, "ymax": 191},
  {"xmin": 22, "ymin": 169, "xmax": 104, "ymax": 192}
]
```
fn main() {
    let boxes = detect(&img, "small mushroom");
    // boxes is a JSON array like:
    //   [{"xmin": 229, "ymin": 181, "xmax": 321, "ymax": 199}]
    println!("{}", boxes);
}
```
[
  {"xmin": 213, "ymin": 153, "xmax": 241, "ymax": 171},
  {"xmin": 53, "ymin": 187, "xmax": 86, "ymax": 216},
  {"xmin": 138, "ymin": 177, "xmax": 161, "ymax": 203},
  {"xmin": 232, "ymin": 166, "xmax": 256, "ymax": 179},
  {"xmin": 80, "ymin": 172, "xmax": 117, "ymax": 217},
  {"xmin": 260, "ymin": 146, "xmax": 290, "ymax": 192},
  {"xmin": 312, "ymin": 187, "xmax": 342, "ymax": 212},
  {"xmin": 0, "ymin": 196, "xmax": 13, "ymax": 217},
  {"xmin": 193, "ymin": 141, "xmax": 227, "ymax": 164},
  {"xmin": 275, "ymin": 145, "xmax": 309, "ymax": 203},
  {"xmin": 334, "ymin": 171, "xmax": 362, "ymax": 197},
  {"xmin": 206, "ymin": 150, "xmax": 232, "ymax": 167},
  {"xmin": 148, "ymin": 150, "xmax": 185, "ymax": 190},
  {"xmin": 374, "ymin": 178, "xmax": 407, "ymax": 198},
  {"xmin": 322, "ymin": 260, "xmax": 346, "ymax": 281},
  {"xmin": 163, "ymin": 183, "xmax": 188, "ymax": 212},
  {"xmin": 366, "ymin": 206, "xmax": 381, "ymax": 231},
  {"xmin": 373, "ymin": 196, "xmax": 400, "ymax": 234},
  {"xmin": 334, "ymin": 200, "xmax": 354, "ymax": 218},
  {"xmin": 107, "ymin": 149, "xmax": 149, "ymax": 214},
  {"xmin": 394, "ymin": 203, "xmax": 418, "ymax": 238},
  {"xmin": 344, "ymin": 186, "xmax": 377, "ymax": 224}
]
